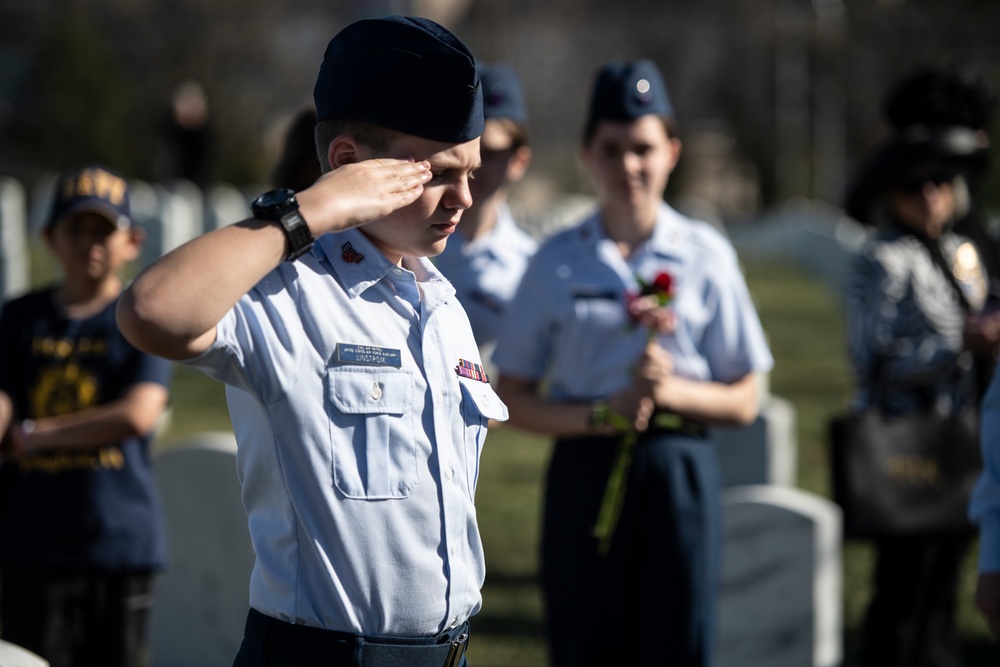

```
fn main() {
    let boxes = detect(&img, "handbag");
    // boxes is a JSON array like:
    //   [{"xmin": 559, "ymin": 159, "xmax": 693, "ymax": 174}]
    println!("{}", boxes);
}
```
[{"xmin": 829, "ymin": 405, "xmax": 982, "ymax": 538}]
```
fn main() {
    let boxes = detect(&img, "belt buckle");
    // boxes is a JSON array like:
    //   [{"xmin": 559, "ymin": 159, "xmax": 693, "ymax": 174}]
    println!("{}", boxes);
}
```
[{"xmin": 443, "ymin": 632, "xmax": 468, "ymax": 667}]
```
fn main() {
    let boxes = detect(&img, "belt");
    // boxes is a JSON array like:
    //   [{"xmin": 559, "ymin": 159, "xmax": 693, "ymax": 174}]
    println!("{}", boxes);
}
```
[
  {"xmin": 243, "ymin": 608, "xmax": 470, "ymax": 667},
  {"xmin": 647, "ymin": 411, "xmax": 710, "ymax": 438}
]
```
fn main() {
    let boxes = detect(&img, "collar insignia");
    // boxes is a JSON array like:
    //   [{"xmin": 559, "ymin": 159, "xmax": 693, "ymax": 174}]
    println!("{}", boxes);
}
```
[{"xmin": 341, "ymin": 242, "xmax": 364, "ymax": 264}]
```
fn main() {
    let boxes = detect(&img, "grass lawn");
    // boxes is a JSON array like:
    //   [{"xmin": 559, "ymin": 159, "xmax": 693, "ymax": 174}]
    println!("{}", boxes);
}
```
[{"xmin": 151, "ymin": 258, "xmax": 999, "ymax": 666}]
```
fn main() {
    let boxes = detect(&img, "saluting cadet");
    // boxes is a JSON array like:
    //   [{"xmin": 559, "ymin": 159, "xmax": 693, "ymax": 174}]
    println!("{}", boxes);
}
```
[
  {"xmin": 492, "ymin": 60, "xmax": 773, "ymax": 666},
  {"xmin": 433, "ymin": 62, "xmax": 537, "ymax": 357},
  {"xmin": 117, "ymin": 16, "xmax": 507, "ymax": 667}
]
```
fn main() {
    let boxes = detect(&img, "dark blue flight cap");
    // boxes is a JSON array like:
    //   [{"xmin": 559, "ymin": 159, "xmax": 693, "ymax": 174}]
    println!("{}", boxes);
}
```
[
  {"xmin": 480, "ymin": 63, "xmax": 528, "ymax": 126},
  {"xmin": 313, "ymin": 15, "xmax": 483, "ymax": 144},
  {"xmin": 584, "ymin": 59, "xmax": 674, "ymax": 131}
]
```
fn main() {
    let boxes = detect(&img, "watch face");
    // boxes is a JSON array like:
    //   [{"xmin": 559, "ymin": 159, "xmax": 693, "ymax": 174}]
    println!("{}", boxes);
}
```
[{"xmin": 255, "ymin": 188, "xmax": 295, "ymax": 210}]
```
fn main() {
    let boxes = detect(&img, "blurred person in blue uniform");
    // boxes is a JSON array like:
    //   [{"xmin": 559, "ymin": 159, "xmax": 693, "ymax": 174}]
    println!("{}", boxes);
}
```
[
  {"xmin": 433, "ymin": 62, "xmax": 536, "ymax": 356},
  {"xmin": 845, "ymin": 127, "xmax": 997, "ymax": 667},
  {"xmin": 971, "ymin": 365, "xmax": 1000, "ymax": 639},
  {"xmin": 117, "ymin": 15, "xmax": 507, "ymax": 667},
  {"xmin": 492, "ymin": 59, "xmax": 773, "ymax": 666},
  {"xmin": 0, "ymin": 164, "xmax": 172, "ymax": 667}
]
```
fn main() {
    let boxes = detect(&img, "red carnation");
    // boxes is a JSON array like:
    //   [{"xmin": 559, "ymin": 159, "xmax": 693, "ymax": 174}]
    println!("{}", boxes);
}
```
[
  {"xmin": 626, "ymin": 270, "xmax": 676, "ymax": 335},
  {"xmin": 649, "ymin": 272, "xmax": 673, "ymax": 298}
]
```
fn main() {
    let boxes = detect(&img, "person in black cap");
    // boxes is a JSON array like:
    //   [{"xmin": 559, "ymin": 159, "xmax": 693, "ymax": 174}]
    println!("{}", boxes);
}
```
[
  {"xmin": 492, "ymin": 59, "xmax": 773, "ymax": 666},
  {"xmin": 0, "ymin": 164, "xmax": 172, "ymax": 667},
  {"xmin": 118, "ymin": 15, "xmax": 507, "ymax": 667},
  {"xmin": 844, "ymin": 128, "xmax": 1000, "ymax": 667},
  {"xmin": 433, "ymin": 62, "xmax": 537, "ymax": 358}
]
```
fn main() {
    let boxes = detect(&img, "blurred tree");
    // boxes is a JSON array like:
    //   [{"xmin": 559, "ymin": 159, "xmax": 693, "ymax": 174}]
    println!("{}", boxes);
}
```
[
  {"xmin": 3, "ymin": 0, "xmax": 1000, "ymax": 212},
  {"xmin": 29, "ymin": 15, "xmax": 136, "ymax": 174}
]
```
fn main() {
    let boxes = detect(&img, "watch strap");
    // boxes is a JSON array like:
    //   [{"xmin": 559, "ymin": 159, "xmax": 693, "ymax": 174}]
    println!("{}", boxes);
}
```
[{"xmin": 280, "ymin": 209, "xmax": 314, "ymax": 261}]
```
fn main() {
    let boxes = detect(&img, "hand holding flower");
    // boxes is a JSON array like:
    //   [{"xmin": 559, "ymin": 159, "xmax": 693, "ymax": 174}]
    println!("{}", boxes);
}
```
[
  {"xmin": 607, "ymin": 386, "xmax": 656, "ymax": 433},
  {"xmin": 634, "ymin": 339, "xmax": 674, "ymax": 395},
  {"xmin": 627, "ymin": 294, "xmax": 677, "ymax": 335},
  {"xmin": 626, "ymin": 271, "xmax": 676, "ymax": 340}
]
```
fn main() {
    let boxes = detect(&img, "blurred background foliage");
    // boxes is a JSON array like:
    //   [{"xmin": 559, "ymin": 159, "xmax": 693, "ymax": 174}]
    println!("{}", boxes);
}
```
[{"xmin": 3, "ymin": 0, "xmax": 1000, "ymax": 216}]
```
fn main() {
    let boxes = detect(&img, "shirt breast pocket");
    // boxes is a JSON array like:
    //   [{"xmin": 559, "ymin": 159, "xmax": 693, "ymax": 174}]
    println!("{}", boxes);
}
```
[
  {"xmin": 327, "ymin": 367, "xmax": 415, "ymax": 499},
  {"xmin": 564, "ymin": 294, "xmax": 626, "ymax": 360},
  {"xmin": 458, "ymin": 379, "xmax": 507, "ymax": 498}
]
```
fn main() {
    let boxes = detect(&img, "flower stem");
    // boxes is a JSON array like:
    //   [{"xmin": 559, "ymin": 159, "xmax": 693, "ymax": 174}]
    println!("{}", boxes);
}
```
[{"xmin": 592, "ymin": 429, "xmax": 637, "ymax": 556}]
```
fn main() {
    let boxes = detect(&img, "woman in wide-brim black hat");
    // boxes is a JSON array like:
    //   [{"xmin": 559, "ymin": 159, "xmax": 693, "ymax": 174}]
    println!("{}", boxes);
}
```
[
  {"xmin": 845, "ymin": 125, "xmax": 987, "ymax": 228},
  {"xmin": 843, "ymin": 124, "xmax": 998, "ymax": 667}
]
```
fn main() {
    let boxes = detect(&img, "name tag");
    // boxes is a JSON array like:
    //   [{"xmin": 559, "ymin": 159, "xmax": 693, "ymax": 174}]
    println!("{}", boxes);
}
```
[
  {"xmin": 337, "ymin": 343, "xmax": 402, "ymax": 367},
  {"xmin": 571, "ymin": 288, "xmax": 619, "ymax": 301}
]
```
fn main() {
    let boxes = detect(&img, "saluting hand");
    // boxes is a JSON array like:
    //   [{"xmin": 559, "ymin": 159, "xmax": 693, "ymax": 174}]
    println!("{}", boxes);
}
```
[{"xmin": 296, "ymin": 158, "xmax": 432, "ymax": 236}]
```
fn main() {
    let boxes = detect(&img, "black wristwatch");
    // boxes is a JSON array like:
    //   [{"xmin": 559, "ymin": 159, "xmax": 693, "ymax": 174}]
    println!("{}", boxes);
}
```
[{"xmin": 251, "ymin": 188, "xmax": 314, "ymax": 261}]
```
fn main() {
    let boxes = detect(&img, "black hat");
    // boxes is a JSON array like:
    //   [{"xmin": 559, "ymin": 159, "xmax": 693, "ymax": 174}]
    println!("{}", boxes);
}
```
[
  {"xmin": 480, "ymin": 63, "xmax": 528, "ymax": 125},
  {"xmin": 884, "ymin": 65, "xmax": 996, "ymax": 132},
  {"xmin": 584, "ymin": 59, "xmax": 673, "ymax": 135},
  {"xmin": 47, "ymin": 164, "xmax": 131, "ymax": 230},
  {"xmin": 844, "ymin": 126, "xmax": 988, "ymax": 225},
  {"xmin": 313, "ymin": 15, "xmax": 483, "ymax": 144}
]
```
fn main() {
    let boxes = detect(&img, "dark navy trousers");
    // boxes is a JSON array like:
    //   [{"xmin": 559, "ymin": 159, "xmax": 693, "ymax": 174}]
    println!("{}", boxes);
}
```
[{"xmin": 541, "ymin": 431, "xmax": 721, "ymax": 667}]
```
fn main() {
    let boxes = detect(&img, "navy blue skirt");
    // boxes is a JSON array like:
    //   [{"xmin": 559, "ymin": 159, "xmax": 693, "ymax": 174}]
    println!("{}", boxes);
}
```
[{"xmin": 541, "ymin": 429, "xmax": 721, "ymax": 667}]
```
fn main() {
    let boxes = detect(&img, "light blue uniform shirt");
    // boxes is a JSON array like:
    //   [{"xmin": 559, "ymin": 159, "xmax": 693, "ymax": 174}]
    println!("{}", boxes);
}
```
[
  {"xmin": 433, "ymin": 203, "xmax": 537, "ymax": 348},
  {"xmin": 181, "ymin": 227, "xmax": 508, "ymax": 636},
  {"xmin": 493, "ymin": 203, "xmax": 773, "ymax": 400},
  {"xmin": 970, "ymin": 366, "xmax": 1000, "ymax": 572}
]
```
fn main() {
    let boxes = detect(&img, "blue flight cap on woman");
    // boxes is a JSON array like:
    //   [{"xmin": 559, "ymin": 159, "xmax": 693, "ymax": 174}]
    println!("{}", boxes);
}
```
[
  {"xmin": 313, "ymin": 15, "xmax": 483, "ymax": 144},
  {"xmin": 480, "ymin": 63, "xmax": 528, "ymax": 126},
  {"xmin": 585, "ymin": 59, "xmax": 673, "ymax": 130}
]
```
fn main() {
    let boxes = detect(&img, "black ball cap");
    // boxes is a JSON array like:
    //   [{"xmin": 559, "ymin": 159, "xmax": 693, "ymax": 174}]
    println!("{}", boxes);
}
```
[{"xmin": 313, "ymin": 15, "xmax": 484, "ymax": 144}]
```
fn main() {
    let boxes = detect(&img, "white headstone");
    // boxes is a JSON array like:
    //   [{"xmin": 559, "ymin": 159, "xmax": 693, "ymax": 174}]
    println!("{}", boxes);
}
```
[
  {"xmin": 205, "ymin": 184, "xmax": 249, "ymax": 231},
  {"xmin": 158, "ymin": 179, "xmax": 203, "ymax": 252},
  {"xmin": 716, "ymin": 484, "xmax": 842, "ymax": 667},
  {"xmin": 27, "ymin": 174, "xmax": 56, "ymax": 235},
  {"xmin": 130, "ymin": 180, "xmax": 163, "ymax": 270},
  {"xmin": 150, "ymin": 432, "xmax": 253, "ymax": 667},
  {"xmin": 714, "ymin": 395, "xmax": 797, "ymax": 488},
  {"xmin": 0, "ymin": 177, "xmax": 30, "ymax": 300},
  {"xmin": 0, "ymin": 640, "xmax": 48, "ymax": 667},
  {"xmin": 134, "ymin": 179, "xmax": 204, "ymax": 268}
]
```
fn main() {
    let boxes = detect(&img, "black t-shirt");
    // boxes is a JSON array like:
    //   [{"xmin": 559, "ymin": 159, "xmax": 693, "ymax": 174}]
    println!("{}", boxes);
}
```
[{"xmin": 0, "ymin": 287, "xmax": 171, "ymax": 570}]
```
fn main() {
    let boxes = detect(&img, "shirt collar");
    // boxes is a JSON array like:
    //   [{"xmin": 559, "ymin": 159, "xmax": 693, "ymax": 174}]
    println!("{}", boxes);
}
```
[
  {"xmin": 643, "ymin": 203, "xmax": 689, "ymax": 261},
  {"xmin": 577, "ymin": 203, "xmax": 689, "ymax": 283},
  {"xmin": 315, "ymin": 228, "xmax": 455, "ymax": 301}
]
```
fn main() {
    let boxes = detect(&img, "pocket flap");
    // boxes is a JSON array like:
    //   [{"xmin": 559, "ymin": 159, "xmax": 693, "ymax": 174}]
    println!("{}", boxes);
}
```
[
  {"xmin": 329, "ymin": 367, "xmax": 412, "ymax": 415},
  {"xmin": 459, "ymin": 379, "xmax": 509, "ymax": 422}
]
